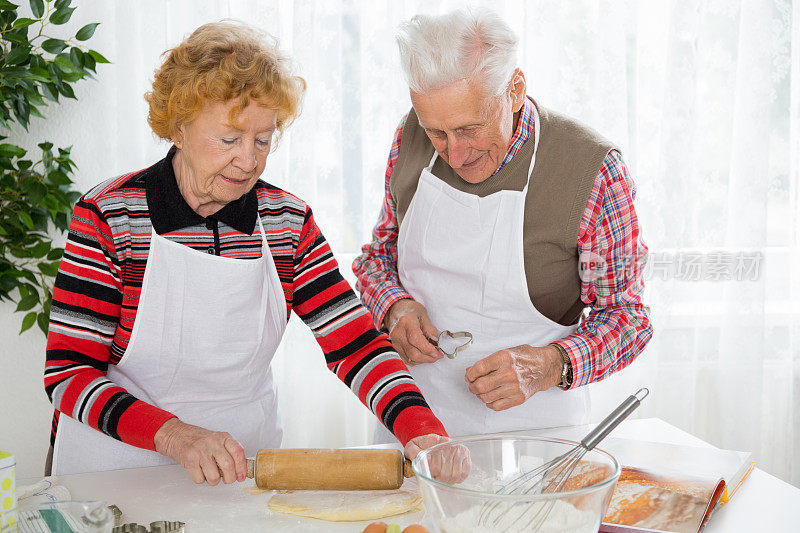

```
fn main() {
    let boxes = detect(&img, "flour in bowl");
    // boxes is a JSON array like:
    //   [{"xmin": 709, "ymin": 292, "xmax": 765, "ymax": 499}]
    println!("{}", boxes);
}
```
[{"xmin": 438, "ymin": 498, "xmax": 598, "ymax": 532}]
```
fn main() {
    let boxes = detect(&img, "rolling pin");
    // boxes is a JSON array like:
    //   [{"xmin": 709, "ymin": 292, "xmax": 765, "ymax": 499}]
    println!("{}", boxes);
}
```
[{"xmin": 244, "ymin": 448, "xmax": 414, "ymax": 490}]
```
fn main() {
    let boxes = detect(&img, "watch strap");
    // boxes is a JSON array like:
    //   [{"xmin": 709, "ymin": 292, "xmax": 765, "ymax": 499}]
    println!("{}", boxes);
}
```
[{"xmin": 549, "ymin": 343, "xmax": 573, "ymax": 389}]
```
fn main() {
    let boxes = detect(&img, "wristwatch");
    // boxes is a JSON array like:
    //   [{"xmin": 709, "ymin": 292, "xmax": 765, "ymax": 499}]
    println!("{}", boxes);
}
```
[{"xmin": 549, "ymin": 343, "xmax": 573, "ymax": 390}]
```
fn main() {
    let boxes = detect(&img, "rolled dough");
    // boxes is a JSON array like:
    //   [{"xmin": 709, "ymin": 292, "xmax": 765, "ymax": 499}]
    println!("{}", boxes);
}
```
[{"xmin": 246, "ymin": 484, "xmax": 423, "ymax": 522}]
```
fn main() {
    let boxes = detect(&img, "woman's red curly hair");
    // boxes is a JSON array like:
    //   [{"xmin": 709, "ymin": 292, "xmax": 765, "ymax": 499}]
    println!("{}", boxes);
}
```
[{"xmin": 145, "ymin": 20, "xmax": 305, "ymax": 140}]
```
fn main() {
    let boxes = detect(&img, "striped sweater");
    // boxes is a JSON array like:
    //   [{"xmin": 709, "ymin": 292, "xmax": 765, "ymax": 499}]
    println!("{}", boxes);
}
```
[{"xmin": 44, "ymin": 151, "xmax": 446, "ymax": 451}]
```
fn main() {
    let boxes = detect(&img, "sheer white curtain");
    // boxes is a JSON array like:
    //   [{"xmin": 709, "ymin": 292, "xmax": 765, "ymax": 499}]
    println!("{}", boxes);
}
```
[{"xmin": 16, "ymin": 0, "xmax": 798, "ymax": 484}]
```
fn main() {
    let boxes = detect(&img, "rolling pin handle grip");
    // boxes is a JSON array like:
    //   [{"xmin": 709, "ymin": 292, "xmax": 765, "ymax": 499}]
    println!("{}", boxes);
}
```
[
  {"xmin": 403, "ymin": 458, "xmax": 414, "ymax": 478},
  {"xmin": 246, "ymin": 458, "xmax": 254, "ymax": 479}
]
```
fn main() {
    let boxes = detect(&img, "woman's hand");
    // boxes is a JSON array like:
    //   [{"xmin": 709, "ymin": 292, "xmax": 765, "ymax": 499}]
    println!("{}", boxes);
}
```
[
  {"xmin": 404, "ymin": 433, "xmax": 471, "ymax": 484},
  {"xmin": 154, "ymin": 418, "xmax": 247, "ymax": 485}
]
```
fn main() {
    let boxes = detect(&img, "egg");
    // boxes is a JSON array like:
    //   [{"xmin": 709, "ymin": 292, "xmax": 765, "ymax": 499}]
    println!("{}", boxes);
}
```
[
  {"xmin": 362, "ymin": 521, "xmax": 387, "ymax": 533},
  {"xmin": 402, "ymin": 526, "xmax": 429, "ymax": 533}
]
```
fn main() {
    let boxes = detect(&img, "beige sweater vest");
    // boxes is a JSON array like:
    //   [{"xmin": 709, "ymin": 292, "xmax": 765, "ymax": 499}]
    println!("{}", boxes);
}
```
[{"xmin": 390, "ymin": 100, "xmax": 617, "ymax": 326}]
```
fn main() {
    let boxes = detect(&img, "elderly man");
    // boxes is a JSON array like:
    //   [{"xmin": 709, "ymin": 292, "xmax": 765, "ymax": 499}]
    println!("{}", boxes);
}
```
[{"xmin": 353, "ymin": 8, "xmax": 653, "ymax": 442}]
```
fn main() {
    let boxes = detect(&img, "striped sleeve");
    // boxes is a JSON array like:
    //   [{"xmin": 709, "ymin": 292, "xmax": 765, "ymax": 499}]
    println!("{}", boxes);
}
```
[
  {"xmin": 292, "ymin": 205, "xmax": 447, "ymax": 445},
  {"xmin": 554, "ymin": 150, "xmax": 653, "ymax": 387},
  {"xmin": 44, "ymin": 193, "xmax": 175, "ymax": 450},
  {"xmin": 352, "ymin": 115, "xmax": 413, "ymax": 330}
]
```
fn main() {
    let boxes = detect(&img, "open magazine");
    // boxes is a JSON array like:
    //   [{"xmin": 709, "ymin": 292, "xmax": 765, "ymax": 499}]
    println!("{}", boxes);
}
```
[{"xmin": 597, "ymin": 438, "xmax": 754, "ymax": 533}]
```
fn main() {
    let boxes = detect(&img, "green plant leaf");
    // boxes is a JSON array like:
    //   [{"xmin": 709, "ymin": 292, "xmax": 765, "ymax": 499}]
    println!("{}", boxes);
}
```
[
  {"xmin": 12, "ymin": 16, "xmax": 35, "ymax": 28},
  {"xmin": 57, "ymin": 82, "xmax": 75, "ymax": 99},
  {"xmin": 5, "ymin": 46, "xmax": 30, "ymax": 65},
  {"xmin": 4, "ymin": 30, "xmax": 27, "ymax": 45},
  {"xmin": 38, "ymin": 261, "xmax": 59, "ymax": 276},
  {"xmin": 18, "ymin": 210, "xmax": 34, "ymax": 229},
  {"xmin": 41, "ymin": 82, "xmax": 58, "ymax": 102},
  {"xmin": 42, "ymin": 193, "xmax": 59, "ymax": 211},
  {"xmin": 75, "ymin": 22, "xmax": 99, "ymax": 41},
  {"xmin": 11, "ymin": 97, "xmax": 30, "ymax": 128},
  {"xmin": 0, "ymin": 1, "xmax": 19, "ymax": 10},
  {"xmin": 29, "ymin": 181, "xmax": 45, "ymax": 203},
  {"xmin": 37, "ymin": 311, "xmax": 48, "ymax": 334},
  {"xmin": 37, "ymin": 141, "xmax": 53, "ymax": 151},
  {"xmin": 27, "ymin": 66, "xmax": 50, "ymax": 81},
  {"xmin": 41, "ymin": 38, "xmax": 67, "ymax": 54},
  {"xmin": 53, "ymin": 55, "xmax": 77, "ymax": 73},
  {"xmin": 29, "ymin": 105, "xmax": 44, "ymax": 119},
  {"xmin": 87, "ymin": 49, "xmax": 109, "ymax": 63},
  {"xmin": 15, "ymin": 293, "xmax": 37, "ymax": 311},
  {"xmin": 28, "ymin": 0, "xmax": 43, "ymax": 18},
  {"xmin": 49, "ymin": 5, "xmax": 75, "ymax": 25},
  {"xmin": 82, "ymin": 52, "xmax": 96, "ymax": 72},
  {"xmin": 19, "ymin": 311, "xmax": 36, "ymax": 333},
  {"xmin": 46, "ymin": 247, "xmax": 63, "ymax": 261},
  {"xmin": 54, "ymin": 0, "xmax": 71, "ymax": 9},
  {"xmin": 68, "ymin": 46, "xmax": 83, "ymax": 67},
  {"xmin": 29, "ymin": 240, "xmax": 50, "ymax": 257},
  {"xmin": 0, "ymin": 143, "xmax": 26, "ymax": 157},
  {"xmin": 60, "ymin": 71, "xmax": 83, "ymax": 83}
]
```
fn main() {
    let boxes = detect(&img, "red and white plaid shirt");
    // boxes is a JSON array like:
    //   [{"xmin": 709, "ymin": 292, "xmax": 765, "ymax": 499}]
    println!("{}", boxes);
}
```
[{"xmin": 352, "ymin": 98, "xmax": 652, "ymax": 388}]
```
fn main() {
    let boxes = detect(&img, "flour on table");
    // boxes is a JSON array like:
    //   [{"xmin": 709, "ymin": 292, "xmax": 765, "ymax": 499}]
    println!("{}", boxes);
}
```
[{"xmin": 439, "ymin": 499, "xmax": 597, "ymax": 532}]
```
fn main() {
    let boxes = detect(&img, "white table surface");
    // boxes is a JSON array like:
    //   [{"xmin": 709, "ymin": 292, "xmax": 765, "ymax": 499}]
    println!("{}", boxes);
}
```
[{"xmin": 20, "ymin": 418, "xmax": 800, "ymax": 532}]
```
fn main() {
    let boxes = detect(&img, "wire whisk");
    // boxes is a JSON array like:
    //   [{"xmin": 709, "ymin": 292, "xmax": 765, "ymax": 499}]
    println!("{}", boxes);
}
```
[{"xmin": 478, "ymin": 388, "xmax": 650, "ymax": 531}]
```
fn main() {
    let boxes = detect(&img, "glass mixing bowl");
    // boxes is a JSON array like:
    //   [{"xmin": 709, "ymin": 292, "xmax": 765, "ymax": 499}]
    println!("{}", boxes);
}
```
[{"xmin": 411, "ymin": 436, "xmax": 621, "ymax": 533}]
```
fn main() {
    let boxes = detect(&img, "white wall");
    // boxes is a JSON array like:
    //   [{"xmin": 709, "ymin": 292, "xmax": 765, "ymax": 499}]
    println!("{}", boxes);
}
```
[{"xmin": 0, "ymin": 317, "xmax": 51, "ymax": 478}]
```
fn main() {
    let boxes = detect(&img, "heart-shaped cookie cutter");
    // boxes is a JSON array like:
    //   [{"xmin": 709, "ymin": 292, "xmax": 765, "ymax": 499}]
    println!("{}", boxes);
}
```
[{"xmin": 430, "ymin": 330, "xmax": 473, "ymax": 359}]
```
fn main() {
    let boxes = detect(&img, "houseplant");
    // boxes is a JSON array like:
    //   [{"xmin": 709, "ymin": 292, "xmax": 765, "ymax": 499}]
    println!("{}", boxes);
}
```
[{"xmin": 0, "ymin": 0, "xmax": 108, "ymax": 335}]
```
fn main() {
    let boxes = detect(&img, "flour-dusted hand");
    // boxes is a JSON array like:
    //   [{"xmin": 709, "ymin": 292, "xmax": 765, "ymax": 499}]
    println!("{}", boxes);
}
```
[
  {"xmin": 405, "ymin": 434, "xmax": 471, "ymax": 484},
  {"xmin": 465, "ymin": 344, "xmax": 563, "ymax": 411},
  {"xmin": 403, "ymin": 433, "xmax": 450, "ymax": 460},
  {"xmin": 384, "ymin": 299, "xmax": 442, "ymax": 366},
  {"xmin": 154, "ymin": 417, "xmax": 247, "ymax": 485}
]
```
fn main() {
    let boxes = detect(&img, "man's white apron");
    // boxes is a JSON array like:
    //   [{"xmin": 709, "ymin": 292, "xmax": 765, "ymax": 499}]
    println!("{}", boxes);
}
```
[
  {"xmin": 375, "ymin": 106, "xmax": 589, "ymax": 442},
  {"xmin": 53, "ymin": 216, "xmax": 287, "ymax": 474}
]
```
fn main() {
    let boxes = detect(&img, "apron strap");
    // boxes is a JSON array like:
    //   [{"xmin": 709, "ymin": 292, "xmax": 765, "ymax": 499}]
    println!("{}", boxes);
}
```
[
  {"xmin": 256, "ymin": 212, "xmax": 268, "ymax": 248},
  {"xmin": 426, "ymin": 149, "xmax": 438, "ymax": 169}
]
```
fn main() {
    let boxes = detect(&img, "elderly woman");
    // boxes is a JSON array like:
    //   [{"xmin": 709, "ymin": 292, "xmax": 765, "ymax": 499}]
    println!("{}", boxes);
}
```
[{"xmin": 43, "ymin": 21, "xmax": 447, "ymax": 484}]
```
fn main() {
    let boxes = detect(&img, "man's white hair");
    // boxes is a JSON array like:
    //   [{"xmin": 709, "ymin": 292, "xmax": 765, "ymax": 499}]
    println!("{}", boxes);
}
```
[{"xmin": 396, "ymin": 7, "xmax": 518, "ymax": 97}]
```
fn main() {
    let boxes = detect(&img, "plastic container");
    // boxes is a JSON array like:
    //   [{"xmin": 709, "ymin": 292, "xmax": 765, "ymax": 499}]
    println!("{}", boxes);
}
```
[
  {"xmin": 0, "ymin": 451, "xmax": 15, "ymax": 531},
  {"xmin": 13, "ymin": 500, "xmax": 113, "ymax": 532},
  {"xmin": 411, "ymin": 436, "xmax": 620, "ymax": 533}
]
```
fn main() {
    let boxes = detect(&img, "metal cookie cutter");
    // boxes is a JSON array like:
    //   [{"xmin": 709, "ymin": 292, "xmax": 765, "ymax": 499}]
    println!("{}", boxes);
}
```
[
  {"xmin": 113, "ymin": 521, "xmax": 185, "ymax": 533},
  {"xmin": 430, "ymin": 330, "xmax": 473, "ymax": 359}
]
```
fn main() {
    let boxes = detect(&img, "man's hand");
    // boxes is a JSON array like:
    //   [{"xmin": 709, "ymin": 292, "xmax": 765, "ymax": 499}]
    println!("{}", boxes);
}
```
[
  {"xmin": 464, "ymin": 344, "xmax": 563, "ymax": 411},
  {"xmin": 404, "ymin": 433, "xmax": 470, "ymax": 484},
  {"xmin": 384, "ymin": 299, "xmax": 442, "ymax": 366},
  {"xmin": 154, "ymin": 417, "xmax": 247, "ymax": 486}
]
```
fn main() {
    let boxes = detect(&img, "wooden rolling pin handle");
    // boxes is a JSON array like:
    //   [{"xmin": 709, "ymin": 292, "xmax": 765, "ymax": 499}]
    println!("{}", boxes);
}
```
[
  {"xmin": 403, "ymin": 458, "xmax": 414, "ymax": 478},
  {"xmin": 249, "ymin": 449, "xmax": 410, "ymax": 490}
]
